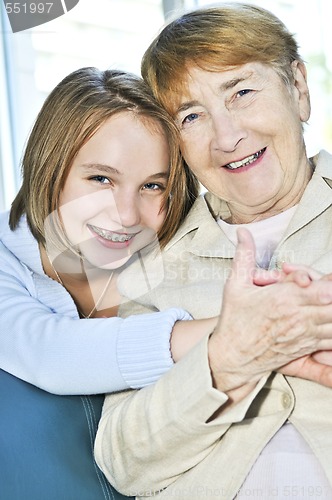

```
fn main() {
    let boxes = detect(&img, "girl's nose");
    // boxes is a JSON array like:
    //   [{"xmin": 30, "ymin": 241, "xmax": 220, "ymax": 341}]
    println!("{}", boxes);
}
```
[{"xmin": 111, "ymin": 193, "xmax": 141, "ymax": 229}]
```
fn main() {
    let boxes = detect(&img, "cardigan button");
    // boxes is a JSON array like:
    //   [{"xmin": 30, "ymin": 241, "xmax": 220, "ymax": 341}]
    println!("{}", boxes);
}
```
[{"xmin": 281, "ymin": 393, "xmax": 292, "ymax": 409}]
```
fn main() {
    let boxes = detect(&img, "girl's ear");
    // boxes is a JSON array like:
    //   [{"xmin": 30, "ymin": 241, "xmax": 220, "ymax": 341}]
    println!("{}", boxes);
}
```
[{"xmin": 292, "ymin": 60, "xmax": 311, "ymax": 122}]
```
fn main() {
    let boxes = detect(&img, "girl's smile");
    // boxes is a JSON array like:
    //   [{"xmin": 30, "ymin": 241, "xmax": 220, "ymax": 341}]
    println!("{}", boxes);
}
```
[{"xmin": 87, "ymin": 224, "xmax": 140, "ymax": 248}]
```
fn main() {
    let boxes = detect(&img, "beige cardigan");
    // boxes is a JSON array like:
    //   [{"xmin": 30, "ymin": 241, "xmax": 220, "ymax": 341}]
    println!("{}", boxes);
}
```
[{"xmin": 95, "ymin": 150, "xmax": 332, "ymax": 499}]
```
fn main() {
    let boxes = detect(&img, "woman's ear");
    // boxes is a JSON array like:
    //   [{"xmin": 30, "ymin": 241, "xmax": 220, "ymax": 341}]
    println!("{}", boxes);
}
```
[{"xmin": 292, "ymin": 60, "xmax": 311, "ymax": 122}]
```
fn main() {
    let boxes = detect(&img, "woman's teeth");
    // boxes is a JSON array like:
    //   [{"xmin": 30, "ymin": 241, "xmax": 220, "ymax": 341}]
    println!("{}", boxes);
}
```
[{"xmin": 226, "ymin": 149, "xmax": 264, "ymax": 170}]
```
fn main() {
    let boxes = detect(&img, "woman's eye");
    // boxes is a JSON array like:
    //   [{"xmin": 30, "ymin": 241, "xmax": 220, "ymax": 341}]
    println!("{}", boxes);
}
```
[
  {"xmin": 182, "ymin": 112, "xmax": 199, "ymax": 125},
  {"xmin": 89, "ymin": 175, "xmax": 111, "ymax": 185},
  {"xmin": 236, "ymin": 89, "xmax": 252, "ymax": 98}
]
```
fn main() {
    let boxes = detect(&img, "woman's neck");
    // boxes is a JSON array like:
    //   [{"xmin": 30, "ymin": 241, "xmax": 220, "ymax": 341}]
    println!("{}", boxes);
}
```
[{"xmin": 226, "ymin": 158, "xmax": 313, "ymax": 224}]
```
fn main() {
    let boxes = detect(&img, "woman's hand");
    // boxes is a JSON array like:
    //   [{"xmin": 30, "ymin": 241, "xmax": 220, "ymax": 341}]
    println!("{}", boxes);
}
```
[
  {"xmin": 263, "ymin": 264, "xmax": 332, "ymax": 369},
  {"xmin": 208, "ymin": 228, "xmax": 332, "ymax": 401},
  {"xmin": 255, "ymin": 256, "xmax": 332, "ymax": 369},
  {"xmin": 279, "ymin": 353, "xmax": 332, "ymax": 385},
  {"xmin": 253, "ymin": 263, "xmax": 325, "ymax": 287}
]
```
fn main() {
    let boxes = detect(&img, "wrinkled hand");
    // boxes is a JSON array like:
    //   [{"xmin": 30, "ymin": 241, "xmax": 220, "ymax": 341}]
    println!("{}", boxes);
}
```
[
  {"xmin": 278, "ymin": 266, "xmax": 332, "ymax": 373},
  {"xmin": 279, "ymin": 354, "xmax": 332, "ymax": 387},
  {"xmin": 253, "ymin": 263, "xmax": 330, "ymax": 287},
  {"xmin": 254, "ymin": 251, "xmax": 332, "ymax": 374},
  {"xmin": 208, "ymin": 228, "xmax": 332, "ymax": 395},
  {"xmin": 267, "ymin": 265, "xmax": 332, "ymax": 373}
]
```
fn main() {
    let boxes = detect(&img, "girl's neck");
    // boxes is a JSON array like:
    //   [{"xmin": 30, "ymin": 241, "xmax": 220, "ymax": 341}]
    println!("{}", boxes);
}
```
[{"xmin": 40, "ymin": 244, "xmax": 120, "ymax": 318}]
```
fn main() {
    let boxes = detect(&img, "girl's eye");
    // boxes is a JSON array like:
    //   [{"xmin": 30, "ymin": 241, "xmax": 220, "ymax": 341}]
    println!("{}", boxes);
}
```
[
  {"xmin": 182, "ymin": 112, "xmax": 199, "ymax": 125},
  {"xmin": 89, "ymin": 175, "xmax": 111, "ymax": 185},
  {"xmin": 142, "ymin": 182, "xmax": 165, "ymax": 192}
]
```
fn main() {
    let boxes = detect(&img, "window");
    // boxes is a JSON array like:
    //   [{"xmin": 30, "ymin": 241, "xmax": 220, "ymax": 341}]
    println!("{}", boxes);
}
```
[
  {"xmin": 1, "ymin": 0, "xmax": 332, "ymax": 210},
  {"xmin": 0, "ymin": 0, "xmax": 166, "ymax": 209}
]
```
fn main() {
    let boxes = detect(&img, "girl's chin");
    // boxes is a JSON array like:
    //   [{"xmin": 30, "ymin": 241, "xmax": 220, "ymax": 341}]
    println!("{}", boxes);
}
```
[{"xmin": 81, "ymin": 253, "xmax": 132, "ymax": 271}]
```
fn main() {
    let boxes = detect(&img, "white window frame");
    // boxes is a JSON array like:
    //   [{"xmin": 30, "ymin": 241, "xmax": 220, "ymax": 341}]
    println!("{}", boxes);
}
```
[{"xmin": 0, "ymin": 6, "xmax": 18, "ymax": 210}]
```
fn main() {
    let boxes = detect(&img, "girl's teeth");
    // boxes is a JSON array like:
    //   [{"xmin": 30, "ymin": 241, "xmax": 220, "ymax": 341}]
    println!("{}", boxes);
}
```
[
  {"xmin": 104, "ymin": 233, "xmax": 132, "ymax": 242},
  {"xmin": 90, "ymin": 225, "xmax": 133, "ymax": 242}
]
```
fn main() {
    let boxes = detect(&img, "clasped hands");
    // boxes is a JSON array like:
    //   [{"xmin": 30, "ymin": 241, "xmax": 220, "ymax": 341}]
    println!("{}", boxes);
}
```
[{"xmin": 209, "ymin": 228, "xmax": 332, "ymax": 396}]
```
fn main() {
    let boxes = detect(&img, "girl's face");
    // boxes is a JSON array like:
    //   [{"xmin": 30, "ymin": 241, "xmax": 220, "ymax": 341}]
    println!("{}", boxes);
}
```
[{"xmin": 58, "ymin": 111, "xmax": 170, "ymax": 270}]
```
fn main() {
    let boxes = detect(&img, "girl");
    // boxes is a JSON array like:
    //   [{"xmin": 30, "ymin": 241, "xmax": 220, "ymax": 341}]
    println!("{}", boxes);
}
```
[{"xmin": 0, "ymin": 67, "xmax": 216, "ymax": 499}]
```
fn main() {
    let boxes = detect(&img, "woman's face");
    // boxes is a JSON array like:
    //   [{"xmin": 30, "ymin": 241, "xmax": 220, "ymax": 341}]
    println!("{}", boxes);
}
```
[
  {"xmin": 58, "ymin": 111, "xmax": 170, "ymax": 269},
  {"xmin": 175, "ymin": 61, "xmax": 311, "ymax": 223}
]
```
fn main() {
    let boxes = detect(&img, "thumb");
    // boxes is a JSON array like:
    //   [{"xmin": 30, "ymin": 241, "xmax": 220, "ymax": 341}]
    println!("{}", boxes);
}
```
[{"xmin": 229, "ymin": 227, "xmax": 257, "ymax": 287}]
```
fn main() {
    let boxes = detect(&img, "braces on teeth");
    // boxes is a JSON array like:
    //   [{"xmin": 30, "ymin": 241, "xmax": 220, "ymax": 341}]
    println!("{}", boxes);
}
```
[{"xmin": 91, "ymin": 226, "xmax": 133, "ymax": 242}]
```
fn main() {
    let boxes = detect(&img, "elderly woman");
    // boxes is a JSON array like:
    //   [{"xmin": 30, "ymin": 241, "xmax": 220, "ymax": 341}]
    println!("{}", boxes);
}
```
[{"xmin": 95, "ymin": 4, "xmax": 332, "ymax": 498}]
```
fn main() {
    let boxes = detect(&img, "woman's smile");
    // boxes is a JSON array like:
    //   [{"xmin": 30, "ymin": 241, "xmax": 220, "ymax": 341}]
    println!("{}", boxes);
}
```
[{"xmin": 223, "ymin": 147, "xmax": 266, "ymax": 172}]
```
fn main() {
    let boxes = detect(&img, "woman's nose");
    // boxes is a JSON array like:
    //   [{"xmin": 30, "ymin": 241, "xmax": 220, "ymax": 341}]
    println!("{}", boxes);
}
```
[{"xmin": 210, "ymin": 111, "xmax": 246, "ymax": 153}]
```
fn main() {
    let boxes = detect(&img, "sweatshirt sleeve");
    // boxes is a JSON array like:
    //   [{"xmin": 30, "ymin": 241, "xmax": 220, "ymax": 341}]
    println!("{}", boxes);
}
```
[
  {"xmin": 116, "ymin": 307, "xmax": 192, "ymax": 389},
  {"xmin": 0, "ymin": 243, "xmax": 191, "ymax": 395}
]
